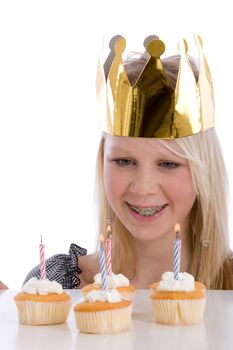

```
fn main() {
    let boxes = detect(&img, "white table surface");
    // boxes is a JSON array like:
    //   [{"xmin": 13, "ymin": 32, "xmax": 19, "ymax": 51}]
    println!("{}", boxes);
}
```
[{"xmin": 1, "ymin": 289, "xmax": 233, "ymax": 350}]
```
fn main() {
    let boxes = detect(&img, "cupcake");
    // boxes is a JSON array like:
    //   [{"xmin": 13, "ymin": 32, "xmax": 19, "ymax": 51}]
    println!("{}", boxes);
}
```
[
  {"xmin": 82, "ymin": 273, "xmax": 135, "ymax": 301},
  {"xmin": 150, "ymin": 272, "xmax": 206, "ymax": 326},
  {"xmin": 14, "ymin": 278, "xmax": 71, "ymax": 325},
  {"xmin": 74, "ymin": 289, "xmax": 132, "ymax": 334}
]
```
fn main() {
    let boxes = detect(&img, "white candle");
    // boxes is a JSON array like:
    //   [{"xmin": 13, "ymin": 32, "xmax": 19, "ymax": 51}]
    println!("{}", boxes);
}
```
[{"xmin": 173, "ymin": 224, "xmax": 181, "ymax": 280}]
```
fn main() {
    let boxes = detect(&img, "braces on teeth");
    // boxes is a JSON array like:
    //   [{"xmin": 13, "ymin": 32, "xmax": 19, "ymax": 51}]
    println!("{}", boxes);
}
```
[{"xmin": 130, "ymin": 205, "xmax": 164, "ymax": 216}]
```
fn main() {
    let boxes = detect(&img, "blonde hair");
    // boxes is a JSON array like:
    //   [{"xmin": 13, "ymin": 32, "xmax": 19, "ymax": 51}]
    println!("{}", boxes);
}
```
[{"xmin": 95, "ymin": 55, "xmax": 233, "ymax": 289}]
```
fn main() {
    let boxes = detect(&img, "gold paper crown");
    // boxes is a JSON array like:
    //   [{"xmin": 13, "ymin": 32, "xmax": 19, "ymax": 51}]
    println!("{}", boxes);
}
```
[{"xmin": 96, "ymin": 34, "xmax": 214, "ymax": 138}]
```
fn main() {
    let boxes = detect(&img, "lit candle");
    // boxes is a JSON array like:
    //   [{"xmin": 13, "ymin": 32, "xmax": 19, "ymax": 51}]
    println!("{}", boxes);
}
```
[
  {"xmin": 105, "ymin": 224, "xmax": 112, "ymax": 276},
  {"xmin": 173, "ymin": 223, "xmax": 181, "ymax": 280},
  {"xmin": 99, "ymin": 235, "xmax": 107, "ymax": 290},
  {"xmin": 39, "ymin": 235, "xmax": 46, "ymax": 280}
]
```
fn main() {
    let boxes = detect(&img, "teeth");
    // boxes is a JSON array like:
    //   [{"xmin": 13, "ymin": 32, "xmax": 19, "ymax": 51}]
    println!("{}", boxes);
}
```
[{"xmin": 130, "ymin": 205, "xmax": 164, "ymax": 216}]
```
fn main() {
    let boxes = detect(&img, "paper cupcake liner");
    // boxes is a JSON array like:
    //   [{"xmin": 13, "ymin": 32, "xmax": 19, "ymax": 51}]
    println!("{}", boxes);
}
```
[
  {"xmin": 15, "ymin": 300, "xmax": 71, "ymax": 325},
  {"xmin": 151, "ymin": 298, "xmax": 206, "ymax": 325},
  {"xmin": 74, "ymin": 304, "xmax": 132, "ymax": 334}
]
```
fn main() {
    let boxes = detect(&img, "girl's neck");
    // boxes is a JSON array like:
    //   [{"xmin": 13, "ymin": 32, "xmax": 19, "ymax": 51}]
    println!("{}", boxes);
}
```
[{"xmin": 129, "ymin": 223, "xmax": 193, "ymax": 289}]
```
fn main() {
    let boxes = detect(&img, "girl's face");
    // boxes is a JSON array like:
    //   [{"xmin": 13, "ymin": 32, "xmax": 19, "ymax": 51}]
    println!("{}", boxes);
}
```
[{"xmin": 103, "ymin": 135, "xmax": 196, "ymax": 241}]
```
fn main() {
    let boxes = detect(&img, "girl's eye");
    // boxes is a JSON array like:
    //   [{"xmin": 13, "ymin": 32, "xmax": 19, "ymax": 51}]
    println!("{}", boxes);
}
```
[
  {"xmin": 113, "ymin": 158, "xmax": 135, "ymax": 167},
  {"xmin": 159, "ymin": 161, "xmax": 179, "ymax": 169}
]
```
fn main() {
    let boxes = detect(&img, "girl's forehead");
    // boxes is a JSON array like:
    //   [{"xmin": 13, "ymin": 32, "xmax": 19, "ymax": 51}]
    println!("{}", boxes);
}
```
[{"xmin": 104, "ymin": 134, "xmax": 183, "ymax": 156}]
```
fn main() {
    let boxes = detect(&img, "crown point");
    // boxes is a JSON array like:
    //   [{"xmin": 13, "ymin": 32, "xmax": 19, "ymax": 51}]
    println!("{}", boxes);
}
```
[
  {"xmin": 143, "ymin": 35, "xmax": 160, "ymax": 47},
  {"xmin": 178, "ymin": 38, "xmax": 188, "ymax": 55},
  {"xmin": 194, "ymin": 34, "xmax": 203, "ymax": 50},
  {"xmin": 146, "ymin": 39, "xmax": 165, "ymax": 58},
  {"xmin": 113, "ymin": 36, "xmax": 126, "ymax": 56}
]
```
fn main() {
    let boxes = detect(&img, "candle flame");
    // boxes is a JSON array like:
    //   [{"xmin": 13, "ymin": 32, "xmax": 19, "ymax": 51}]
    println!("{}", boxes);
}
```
[
  {"xmin": 174, "ymin": 223, "xmax": 180, "ymax": 233},
  {"xmin": 99, "ymin": 234, "xmax": 105, "ymax": 243},
  {"xmin": 40, "ymin": 235, "xmax": 43, "ymax": 244}
]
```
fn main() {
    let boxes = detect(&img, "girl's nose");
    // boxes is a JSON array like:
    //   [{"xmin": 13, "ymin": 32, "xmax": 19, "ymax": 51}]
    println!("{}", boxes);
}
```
[{"xmin": 130, "ymin": 168, "xmax": 160, "ymax": 196}]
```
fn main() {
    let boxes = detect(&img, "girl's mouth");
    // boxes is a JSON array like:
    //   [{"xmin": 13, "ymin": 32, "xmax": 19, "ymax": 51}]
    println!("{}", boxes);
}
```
[{"xmin": 127, "ymin": 203, "xmax": 167, "ymax": 217}]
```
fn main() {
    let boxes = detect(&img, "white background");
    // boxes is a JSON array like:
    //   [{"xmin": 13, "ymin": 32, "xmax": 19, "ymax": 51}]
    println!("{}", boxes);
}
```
[{"xmin": 0, "ymin": 0, "xmax": 232, "ymax": 288}]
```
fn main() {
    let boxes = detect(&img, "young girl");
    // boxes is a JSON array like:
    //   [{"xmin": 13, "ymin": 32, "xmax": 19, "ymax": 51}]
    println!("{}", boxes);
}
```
[{"xmin": 24, "ymin": 35, "xmax": 233, "ymax": 290}]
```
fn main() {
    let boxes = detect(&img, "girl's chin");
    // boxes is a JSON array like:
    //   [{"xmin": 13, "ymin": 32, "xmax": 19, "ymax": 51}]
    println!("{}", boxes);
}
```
[{"xmin": 126, "ymin": 227, "xmax": 166, "ymax": 242}]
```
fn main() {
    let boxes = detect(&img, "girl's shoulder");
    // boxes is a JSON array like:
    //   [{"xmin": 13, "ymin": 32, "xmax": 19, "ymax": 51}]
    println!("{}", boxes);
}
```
[{"xmin": 0, "ymin": 281, "xmax": 8, "ymax": 289}]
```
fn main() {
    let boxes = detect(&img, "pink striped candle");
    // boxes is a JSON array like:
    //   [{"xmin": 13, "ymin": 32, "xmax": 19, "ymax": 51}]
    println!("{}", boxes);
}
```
[
  {"xmin": 105, "ymin": 224, "xmax": 112, "ymax": 276},
  {"xmin": 39, "ymin": 236, "xmax": 46, "ymax": 280}
]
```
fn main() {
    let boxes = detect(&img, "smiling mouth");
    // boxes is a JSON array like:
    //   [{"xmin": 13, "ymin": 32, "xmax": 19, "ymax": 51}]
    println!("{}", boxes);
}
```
[{"xmin": 127, "ymin": 203, "xmax": 167, "ymax": 217}]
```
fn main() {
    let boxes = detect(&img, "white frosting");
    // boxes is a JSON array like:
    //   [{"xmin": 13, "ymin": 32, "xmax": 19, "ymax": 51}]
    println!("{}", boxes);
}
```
[
  {"xmin": 157, "ymin": 272, "xmax": 195, "ymax": 292},
  {"xmin": 85, "ymin": 289, "xmax": 122, "ymax": 303},
  {"xmin": 22, "ymin": 277, "xmax": 63, "ymax": 295},
  {"xmin": 94, "ymin": 272, "xmax": 129, "ymax": 288}
]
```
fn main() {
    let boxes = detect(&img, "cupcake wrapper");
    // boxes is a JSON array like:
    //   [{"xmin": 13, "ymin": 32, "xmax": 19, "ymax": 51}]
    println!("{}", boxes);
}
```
[
  {"xmin": 74, "ymin": 304, "xmax": 132, "ymax": 334},
  {"xmin": 15, "ymin": 300, "xmax": 71, "ymax": 325},
  {"xmin": 151, "ymin": 298, "xmax": 206, "ymax": 325}
]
